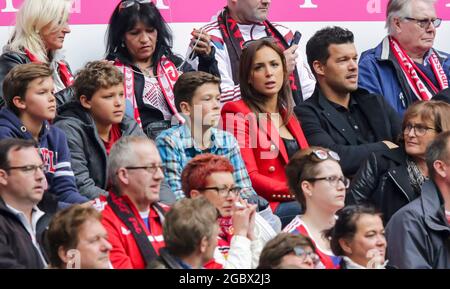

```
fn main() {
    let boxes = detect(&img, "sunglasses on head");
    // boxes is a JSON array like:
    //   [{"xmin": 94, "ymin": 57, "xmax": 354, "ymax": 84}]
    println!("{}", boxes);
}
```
[
  {"xmin": 119, "ymin": 0, "xmax": 151, "ymax": 11},
  {"xmin": 309, "ymin": 149, "xmax": 340, "ymax": 162}
]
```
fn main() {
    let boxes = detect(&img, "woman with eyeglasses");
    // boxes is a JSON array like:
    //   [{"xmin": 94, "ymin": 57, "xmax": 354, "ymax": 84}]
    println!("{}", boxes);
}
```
[
  {"xmin": 105, "ymin": 0, "xmax": 218, "ymax": 139},
  {"xmin": 325, "ymin": 205, "xmax": 389, "ymax": 269},
  {"xmin": 283, "ymin": 146, "xmax": 348, "ymax": 269},
  {"xmin": 220, "ymin": 39, "xmax": 309, "ymax": 228},
  {"xmin": 182, "ymin": 154, "xmax": 275, "ymax": 269},
  {"xmin": 258, "ymin": 233, "xmax": 319, "ymax": 269},
  {"xmin": 0, "ymin": 0, "xmax": 74, "ymax": 107},
  {"xmin": 348, "ymin": 100, "xmax": 450, "ymax": 224}
]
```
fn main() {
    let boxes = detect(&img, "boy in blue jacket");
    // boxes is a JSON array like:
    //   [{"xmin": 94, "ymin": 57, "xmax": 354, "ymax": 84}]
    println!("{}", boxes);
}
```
[{"xmin": 0, "ymin": 63, "xmax": 88, "ymax": 206}]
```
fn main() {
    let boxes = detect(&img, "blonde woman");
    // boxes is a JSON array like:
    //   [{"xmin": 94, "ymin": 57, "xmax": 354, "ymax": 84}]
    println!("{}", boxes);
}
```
[{"xmin": 0, "ymin": 0, "xmax": 73, "ymax": 106}]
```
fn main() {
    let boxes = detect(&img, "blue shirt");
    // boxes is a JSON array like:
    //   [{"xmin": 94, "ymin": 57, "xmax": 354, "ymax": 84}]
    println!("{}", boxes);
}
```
[{"xmin": 156, "ymin": 124, "xmax": 256, "ymax": 200}]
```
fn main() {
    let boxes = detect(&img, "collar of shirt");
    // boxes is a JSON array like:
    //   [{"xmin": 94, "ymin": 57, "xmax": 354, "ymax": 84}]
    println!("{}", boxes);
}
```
[
  {"xmin": 327, "ymin": 95, "xmax": 358, "ymax": 112},
  {"xmin": 5, "ymin": 203, "xmax": 48, "ymax": 267},
  {"xmin": 5, "ymin": 204, "xmax": 45, "ymax": 235},
  {"xmin": 422, "ymin": 49, "xmax": 434, "ymax": 67},
  {"xmin": 179, "ymin": 124, "xmax": 226, "ymax": 153}
]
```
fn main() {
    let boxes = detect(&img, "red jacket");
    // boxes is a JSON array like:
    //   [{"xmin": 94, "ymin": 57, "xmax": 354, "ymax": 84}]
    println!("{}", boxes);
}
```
[
  {"xmin": 220, "ymin": 100, "xmax": 308, "ymax": 211},
  {"xmin": 99, "ymin": 195, "xmax": 168, "ymax": 269}
]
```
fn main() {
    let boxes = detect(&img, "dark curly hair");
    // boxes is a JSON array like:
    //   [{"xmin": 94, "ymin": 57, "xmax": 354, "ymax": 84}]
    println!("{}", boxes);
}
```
[{"xmin": 73, "ymin": 61, "xmax": 123, "ymax": 101}]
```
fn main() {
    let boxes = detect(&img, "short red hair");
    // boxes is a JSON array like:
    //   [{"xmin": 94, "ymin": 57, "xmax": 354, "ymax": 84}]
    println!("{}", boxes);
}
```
[{"xmin": 181, "ymin": 154, "xmax": 235, "ymax": 197}]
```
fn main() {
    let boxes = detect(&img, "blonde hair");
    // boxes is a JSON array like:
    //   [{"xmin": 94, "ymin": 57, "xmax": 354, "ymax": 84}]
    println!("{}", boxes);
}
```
[{"xmin": 7, "ymin": 0, "xmax": 71, "ymax": 63}]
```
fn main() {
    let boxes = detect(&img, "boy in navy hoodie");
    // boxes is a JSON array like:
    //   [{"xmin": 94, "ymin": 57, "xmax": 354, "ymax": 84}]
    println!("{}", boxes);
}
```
[{"xmin": 0, "ymin": 63, "xmax": 88, "ymax": 206}]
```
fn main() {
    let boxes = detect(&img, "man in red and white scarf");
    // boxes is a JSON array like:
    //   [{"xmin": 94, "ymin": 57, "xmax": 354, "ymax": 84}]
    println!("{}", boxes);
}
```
[
  {"xmin": 186, "ymin": 0, "xmax": 316, "ymax": 106},
  {"xmin": 359, "ymin": 0, "xmax": 450, "ymax": 116}
]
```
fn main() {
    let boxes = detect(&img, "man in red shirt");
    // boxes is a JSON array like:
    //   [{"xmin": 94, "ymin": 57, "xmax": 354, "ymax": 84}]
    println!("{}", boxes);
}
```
[{"xmin": 100, "ymin": 135, "xmax": 168, "ymax": 269}]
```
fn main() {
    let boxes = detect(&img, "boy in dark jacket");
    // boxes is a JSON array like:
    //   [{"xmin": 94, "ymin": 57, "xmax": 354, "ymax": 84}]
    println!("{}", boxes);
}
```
[
  {"xmin": 0, "ymin": 63, "xmax": 88, "ymax": 206},
  {"xmin": 54, "ymin": 61, "xmax": 144, "ymax": 199}
]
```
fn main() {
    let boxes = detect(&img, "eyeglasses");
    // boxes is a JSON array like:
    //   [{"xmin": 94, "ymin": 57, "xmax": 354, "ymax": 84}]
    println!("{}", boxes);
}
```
[
  {"xmin": 124, "ymin": 164, "xmax": 165, "ymax": 175},
  {"xmin": 309, "ymin": 150, "xmax": 341, "ymax": 162},
  {"xmin": 198, "ymin": 186, "xmax": 241, "ymax": 198},
  {"xmin": 292, "ymin": 247, "xmax": 320, "ymax": 265},
  {"xmin": 305, "ymin": 175, "xmax": 350, "ymax": 189},
  {"xmin": 403, "ymin": 123, "xmax": 437, "ymax": 136},
  {"xmin": 242, "ymin": 37, "xmax": 279, "ymax": 49},
  {"xmin": 404, "ymin": 17, "xmax": 442, "ymax": 29},
  {"xmin": 119, "ymin": 0, "xmax": 151, "ymax": 11},
  {"xmin": 6, "ymin": 164, "xmax": 45, "ymax": 174}
]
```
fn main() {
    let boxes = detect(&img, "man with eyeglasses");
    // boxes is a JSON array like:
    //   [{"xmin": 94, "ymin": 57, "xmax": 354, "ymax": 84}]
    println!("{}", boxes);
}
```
[
  {"xmin": 359, "ymin": 0, "xmax": 450, "ymax": 115},
  {"xmin": 0, "ymin": 139, "xmax": 56, "ymax": 268},
  {"xmin": 99, "ymin": 136, "xmax": 169, "ymax": 269}
]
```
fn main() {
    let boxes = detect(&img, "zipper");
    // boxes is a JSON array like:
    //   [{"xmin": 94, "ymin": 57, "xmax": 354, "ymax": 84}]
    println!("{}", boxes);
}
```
[{"xmin": 388, "ymin": 171, "xmax": 410, "ymax": 202}]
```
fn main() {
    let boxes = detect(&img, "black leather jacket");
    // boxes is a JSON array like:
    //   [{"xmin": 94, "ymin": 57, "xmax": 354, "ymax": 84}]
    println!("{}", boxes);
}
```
[
  {"xmin": 0, "ymin": 51, "xmax": 73, "ymax": 108},
  {"xmin": 347, "ymin": 147, "xmax": 419, "ymax": 224}
]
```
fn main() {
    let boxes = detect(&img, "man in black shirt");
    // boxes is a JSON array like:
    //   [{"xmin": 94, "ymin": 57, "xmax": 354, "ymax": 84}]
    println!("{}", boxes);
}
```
[{"xmin": 295, "ymin": 26, "xmax": 401, "ymax": 176}]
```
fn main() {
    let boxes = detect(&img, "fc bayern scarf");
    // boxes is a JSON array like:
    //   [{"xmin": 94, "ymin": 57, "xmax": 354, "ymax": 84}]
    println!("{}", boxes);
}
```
[
  {"xmin": 25, "ymin": 49, "xmax": 74, "ymax": 88},
  {"xmin": 116, "ymin": 55, "xmax": 185, "ymax": 128},
  {"xmin": 106, "ymin": 191, "xmax": 165, "ymax": 266},
  {"xmin": 389, "ymin": 36, "xmax": 448, "ymax": 101}
]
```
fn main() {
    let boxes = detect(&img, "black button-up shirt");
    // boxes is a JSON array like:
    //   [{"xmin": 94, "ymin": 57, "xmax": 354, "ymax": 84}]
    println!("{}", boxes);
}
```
[{"xmin": 327, "ymin": 96, "xmax": 376, "ymax": 144}]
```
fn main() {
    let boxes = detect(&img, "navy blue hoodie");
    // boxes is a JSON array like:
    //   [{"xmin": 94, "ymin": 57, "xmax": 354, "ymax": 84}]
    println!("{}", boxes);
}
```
[{"xmin": 0, "ymin": 108, "xmax": 88, "ymax": 205}]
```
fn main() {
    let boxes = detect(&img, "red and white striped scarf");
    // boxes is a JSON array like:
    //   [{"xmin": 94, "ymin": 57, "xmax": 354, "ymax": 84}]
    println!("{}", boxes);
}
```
[
  {"xmin": 389, "ymin": 36, "xmax": 448, "ymax": 101},
  {"xmin": 25, "ymin": 49, "xmax": 74, "ymax": 88},
  {"xmin": 115, "ymin": 56, "xmax": 185, "ymax": 128}
]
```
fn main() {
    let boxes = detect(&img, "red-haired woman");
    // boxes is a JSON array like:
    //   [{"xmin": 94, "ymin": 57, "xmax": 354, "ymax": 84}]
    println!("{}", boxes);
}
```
[{"xmin": 182, "ymin": 154, "xmax": 275, "ymax": 269}]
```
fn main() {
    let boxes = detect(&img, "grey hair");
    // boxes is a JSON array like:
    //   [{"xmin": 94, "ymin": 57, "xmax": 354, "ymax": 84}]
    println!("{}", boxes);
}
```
[
  {"xmin": 385, "ymin": 0, "xmax": 436, "ymax": 34},
  {"xmin": 107, "ymin": 135, "xmax": 154, "ymax": 192},
  {"xmin": 426, "ymin": 131, "xmax": 450, "ymax": 179}
]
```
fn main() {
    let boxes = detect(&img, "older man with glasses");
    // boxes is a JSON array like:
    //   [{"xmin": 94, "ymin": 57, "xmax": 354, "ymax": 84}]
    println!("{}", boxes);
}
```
[
  {"xmin": 359, "ymin": 0, "xmax": 450, "ymax": 116},
  {"xmin": 99, "ymin": 135, "xmax": 169, "ymax": 269},
  {"xmin": 0, "ymin": 139, "xmax": 57, "ymax": 269}
]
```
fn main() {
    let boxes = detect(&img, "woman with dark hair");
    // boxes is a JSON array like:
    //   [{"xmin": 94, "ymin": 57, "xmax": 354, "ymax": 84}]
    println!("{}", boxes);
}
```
[
  {"xmin": 283, "ymin": 146, "xmax": 347, "ymax": 269},
  {"xmin": 325, "ymin": 205, "xmax": 388, "ymax": 269},
  {"xmin": 105, "ymin": 0, "xmax": 218, "ymax": 138},
  {"xmin": 220, "ymin": 39, "xmax": 309, "ymax": 227},
  {"xmin": 348, "ymin": 100, "xmax": 450, "ymax": 224}
]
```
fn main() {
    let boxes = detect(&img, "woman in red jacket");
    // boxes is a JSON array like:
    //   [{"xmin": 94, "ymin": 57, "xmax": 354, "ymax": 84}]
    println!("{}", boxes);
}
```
[{"xmin": 221, "ymin": 38, "xmax": 309, "ymax": 228}]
